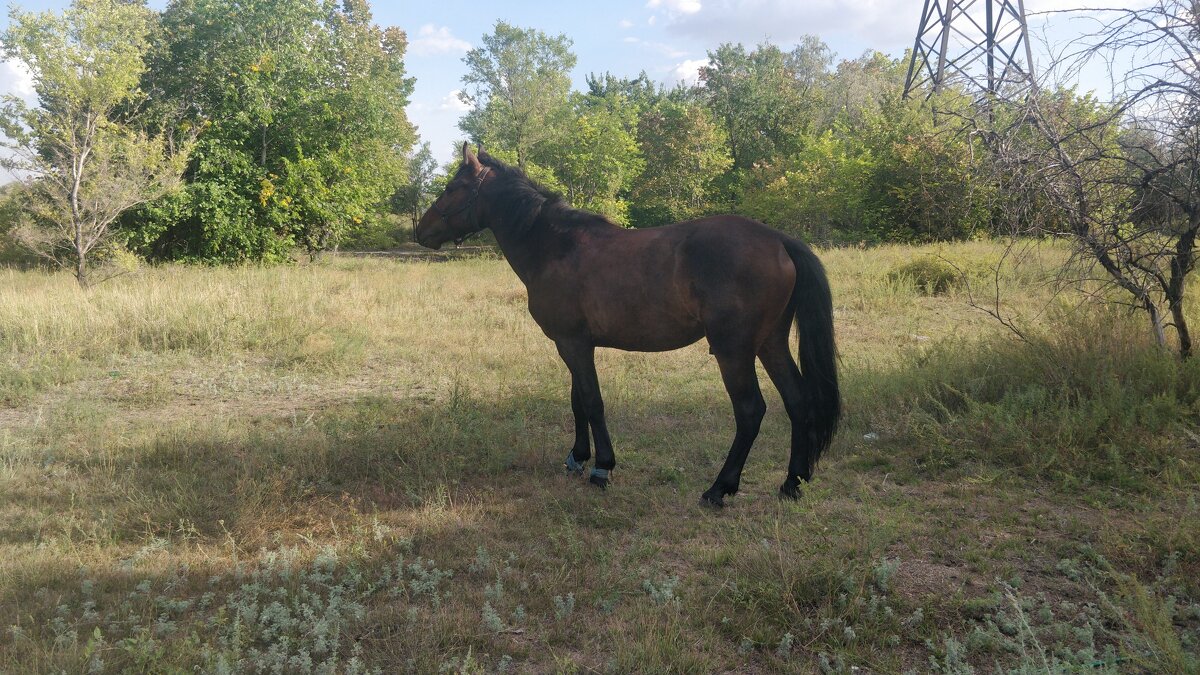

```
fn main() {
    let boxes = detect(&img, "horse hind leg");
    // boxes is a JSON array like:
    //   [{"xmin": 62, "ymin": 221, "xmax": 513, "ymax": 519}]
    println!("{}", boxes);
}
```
[
  {"xmin": 700, "ymin": 348, "xmax": 766, "ymax": 508},
  {"xmin": 758, "ymin": 335, "xmax": 812, "ymax": 500}
]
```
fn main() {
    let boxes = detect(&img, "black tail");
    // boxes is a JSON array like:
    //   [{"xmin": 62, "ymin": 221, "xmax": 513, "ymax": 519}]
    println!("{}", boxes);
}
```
[{"xmin": 784, "ymin": 239, "xmax": 840, "ymax": 475}]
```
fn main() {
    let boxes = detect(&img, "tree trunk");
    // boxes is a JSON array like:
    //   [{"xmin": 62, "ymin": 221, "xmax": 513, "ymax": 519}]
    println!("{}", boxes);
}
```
[
  {"xmin": 1170, "ymin": 299, "xmax": 1192, "ymax": 360},
  {"xmin": 76, "ymin": 253, "xmax": 89, "ymax": 288},
  {"xmin": 1147, "ymin": 300, "xmax": 1167, "ymax": 350},
  {"xmin": 1167, "ymin": 222, "xmax": 1197, "ymax": 359}
]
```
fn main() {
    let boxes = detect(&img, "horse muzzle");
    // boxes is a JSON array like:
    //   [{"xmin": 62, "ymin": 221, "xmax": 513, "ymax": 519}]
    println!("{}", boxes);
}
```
[{"xmin": 413, "ymin": 227, "xmax": 443, "ymax": 250}]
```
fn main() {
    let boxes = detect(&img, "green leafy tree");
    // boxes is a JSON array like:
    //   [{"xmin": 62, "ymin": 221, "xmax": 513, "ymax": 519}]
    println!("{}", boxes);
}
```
[
  {"xmin": 130, "ymin": 0, "xmax": 415, "ymax": 262},
  {"xmin": 629, "ymin": 99, "xmax": 731, "ymax": 227},
  {"xmin": 823, "ymin": 50, "xmax": 906, "ymax": 128},
  {"xmin": 459, "ymin": 21, "xmax": 575, "ymax": 170},
  {"xmin": 736, "ymin": 50, "xmax": 989, "ymax": 243},
  {"xmin": 863, "ymin": 89, "xmax": 991, "ymax": 242},
  {"xmin": 539, "ymin": 92, "xmax": 644, "ymax": 224},
  {"xmin": 0, "ymin": 0, "xmax": 190, "ymax": 286},
  {"xmin": 585, "ymin": 71, "xmax": 659, "ymax": 111},
  {"xmin": 737, "ymin": 129, "xmax": 872, "ymax": 241},
  {"xmin": 392, "ymin": 142, "xmax": 438, "ymax": 233},
  {"xmin": 699, "ymin": 39, "xmax": 832, "ymax": 173}
]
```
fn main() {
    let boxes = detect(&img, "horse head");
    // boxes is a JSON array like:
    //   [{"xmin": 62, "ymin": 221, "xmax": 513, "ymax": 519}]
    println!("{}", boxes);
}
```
[{"xmin": 415, "ymin": 142, "xmax": 491, "ymax": 249}]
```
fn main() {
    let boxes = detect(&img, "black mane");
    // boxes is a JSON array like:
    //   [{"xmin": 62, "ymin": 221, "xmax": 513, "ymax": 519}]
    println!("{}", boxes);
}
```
[{"xmin": 477, "ymin": 153, "xmax": 616, "ymax": 236}]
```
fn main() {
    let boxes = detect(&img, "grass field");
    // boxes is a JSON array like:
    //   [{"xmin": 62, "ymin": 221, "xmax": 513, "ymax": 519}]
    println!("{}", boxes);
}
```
[{"xmin": 1, "ymin": 242, "xmax": 1198, "ymax": 673}]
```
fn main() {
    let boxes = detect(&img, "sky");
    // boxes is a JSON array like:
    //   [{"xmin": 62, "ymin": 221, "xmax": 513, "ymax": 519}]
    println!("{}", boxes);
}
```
[{"xmin": 0, "ymin": 0, "xmax": 1139, "ymax": 170}]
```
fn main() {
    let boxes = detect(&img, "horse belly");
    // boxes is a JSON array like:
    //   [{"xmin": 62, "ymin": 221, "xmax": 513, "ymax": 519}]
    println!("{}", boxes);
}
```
[
  {"xmin": 585, "ymin": 294, "xmax": 704, "ymax": 352},
  {"xmin": 570, "ymin": 230, "xmax": 706, "ymax": 351}
]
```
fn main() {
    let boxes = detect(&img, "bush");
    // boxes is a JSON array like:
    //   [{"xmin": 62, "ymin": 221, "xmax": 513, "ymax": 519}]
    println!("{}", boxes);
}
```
[
  {"xmin": 887, "ymin": 256, "xmax": 963, "ymax": 295},
  {"xmin": 340, "ymin": 215, "xmax": 410, "ymax": 251},
  {"xmin": 0, "ymin": 184, "xmax": 41, "ymax": 268}
]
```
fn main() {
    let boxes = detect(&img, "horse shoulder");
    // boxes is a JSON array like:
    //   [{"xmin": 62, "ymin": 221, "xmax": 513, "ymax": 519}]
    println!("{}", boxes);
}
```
[{"xmin": 524, "ymin": 259, "xmax": 588, "ymax": 339}]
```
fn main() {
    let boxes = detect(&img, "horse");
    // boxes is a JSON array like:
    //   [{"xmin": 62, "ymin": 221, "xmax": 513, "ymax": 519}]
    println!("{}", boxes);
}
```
[{"xmin": 415, "ymin": 144, "xmax": 839, "ymax": 508}]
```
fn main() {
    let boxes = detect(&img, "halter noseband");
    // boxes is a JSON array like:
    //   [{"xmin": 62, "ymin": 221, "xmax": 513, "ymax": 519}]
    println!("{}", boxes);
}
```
[{"xmin": 430, "ymin": 167, "xmax": 491, "ymax": 245}]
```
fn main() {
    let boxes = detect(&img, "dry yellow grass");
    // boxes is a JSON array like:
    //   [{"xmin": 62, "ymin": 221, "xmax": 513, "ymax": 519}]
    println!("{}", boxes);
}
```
[{"xmin": 0, "ymin": 242, "xmax": 1196, "ymax": 672}]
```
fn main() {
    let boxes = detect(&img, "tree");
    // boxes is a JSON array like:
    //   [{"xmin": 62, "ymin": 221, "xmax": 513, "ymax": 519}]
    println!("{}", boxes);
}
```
[
  {"xmin": 538, "ymin": 91, "xmax": 644, "ymax": 224},
  {"xmin": 983, "ymin": 0, "xmax": 1200, "ymax": 358},
  {"xmin": 629, "ymin": 98, "xmax": 731, "ymax": 227},
  {"xmin": 585, "ymin": 71, "xmax": 659, "ymax": 110},
  {"xmin": 129, "ymin": 0, "xmax": 415, "ymax": 262},
  {"xmin": 862, "ymin": 88, "xmax": 991, "ymax": 242},
  {"xmin": 735, "ymin": 57, "xmax": 988, "ymax": 244},
  {"xmin": 0, "ymin": 0, "xmax": 189, "ymax": 286},
  {"xmin": 459, "ymin": 21, "xmax": 576, "ymax": 170},
  {"xmin": 736, "ymin": 129, "xmax": 872, "ymax": 241},
  {"xmin": 823, "ymin": 50, "xmax": 906, "ymax": 128},
  {"xmin": 392, "ymin": 142, "xmax": 438, "ymax": 232},
  {"xmin": 699, "ymin": 39, "xmax": 832, "ymax": 173}
]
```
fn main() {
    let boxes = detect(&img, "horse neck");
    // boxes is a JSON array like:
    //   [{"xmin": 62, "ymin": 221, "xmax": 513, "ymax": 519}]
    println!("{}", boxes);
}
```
[{"xmin": 483, "ymin": 198, "xmax": 569, "ymax": 285}]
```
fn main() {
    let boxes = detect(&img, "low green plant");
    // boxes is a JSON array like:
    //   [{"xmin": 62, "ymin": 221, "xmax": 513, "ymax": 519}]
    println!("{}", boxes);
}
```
[
  {"xmin": 642, "ymin": 576, "xmax": 681, "ymax": 607},
  {"xmin": 553, "ymin": 593, "xmax": 575, "ymax": 620},
  {"xmin": 481, "ymin": 601, "xmax": 505, "ymax": 633}
]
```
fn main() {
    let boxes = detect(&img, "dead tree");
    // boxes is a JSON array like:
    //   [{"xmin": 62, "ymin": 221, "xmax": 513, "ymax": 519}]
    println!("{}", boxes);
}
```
[{"xmin": 975, "ymin": 0, "xmax": 1200, "ymax": 358}]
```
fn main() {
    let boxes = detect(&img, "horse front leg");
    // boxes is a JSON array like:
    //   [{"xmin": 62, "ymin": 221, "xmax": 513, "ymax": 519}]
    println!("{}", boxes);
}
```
[
  {"xmin": 556, "ymin": 340, "xmax": 616, "ymax": 488},
  {"xmin": 564, "ymin": 374, "xmax": 591, "ymax": 474}
]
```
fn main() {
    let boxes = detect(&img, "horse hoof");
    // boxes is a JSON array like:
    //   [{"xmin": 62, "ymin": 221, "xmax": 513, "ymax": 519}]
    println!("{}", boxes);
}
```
[
  {"xmin": 565, "ymin": 452, "xmax": 586, "ymax": 475},
  {"xmin": 778, "ymin": 482, "xmax": 802, "ymax": 501},
  {"xmin": 699, "ymin": 492, "xmax": 725, "ymax": 509},
  {"xmin": 588, "ymin": 468, "xmax": 610, "ymax": 489}
]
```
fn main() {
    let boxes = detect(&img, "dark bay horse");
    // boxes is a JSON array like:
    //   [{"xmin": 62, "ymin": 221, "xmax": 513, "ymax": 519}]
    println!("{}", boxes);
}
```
[{"xmin": 415, "ymin": 144, "xmax": 839, "ymax": 507}]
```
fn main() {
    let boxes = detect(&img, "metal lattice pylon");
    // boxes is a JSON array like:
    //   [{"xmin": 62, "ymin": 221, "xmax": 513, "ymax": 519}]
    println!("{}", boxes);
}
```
[{"xmin": 903, "ymin": 0, "xmax": 1037, "ymax": 98}]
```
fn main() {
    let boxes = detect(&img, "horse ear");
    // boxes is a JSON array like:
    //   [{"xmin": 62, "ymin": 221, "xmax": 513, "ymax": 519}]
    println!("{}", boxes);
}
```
[{"xmin": 462, "ymin": 142, "xmax": 481, "ymax": 172}]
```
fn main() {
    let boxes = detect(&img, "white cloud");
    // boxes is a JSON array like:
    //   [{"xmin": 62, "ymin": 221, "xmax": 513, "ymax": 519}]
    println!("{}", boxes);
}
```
[
  {"xmin": 619, "ymin": 18, "xmax": 634, "ymax": 29},
  {"xmin": 621, "ymin": 36, "xmax": 688, "ymax": 59},
  {"xmin": 439, "ymin": 90, "xmax": 473, "ymax": 113},
  {"xmin": 654, "ymin": 0, "xmax": 910, "ymax": 48},
  {"xmin": 406, "ymin": 89, "xmax": 473, "ymax": 115},
  {"xmin": 648, "ymin": 0, "xmax": 703, "ymax": 15},
  {"xmin": 670, "ymin": 58, "xmax": 710, "ymax": 86},
  {"xmin": 409, "ymin": 24, "xmax": 471, "ymax": 57},
  {"xmin": 0, "ymin": 58, "xmax": 35, "ymax": 102},
  {"xmin": 1022, "ymin": 0, "xmax": 1153, "ymax": 12},
  {"xmin": 651, "ymin": 0, "xmax": 1157, "ymax": 54},
  {"xmin": 647, "ymin": 41, "xmax": 689, "ymax": 59}
]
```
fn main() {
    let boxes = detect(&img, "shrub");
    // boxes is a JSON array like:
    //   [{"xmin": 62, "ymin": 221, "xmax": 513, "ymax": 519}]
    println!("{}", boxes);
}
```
[{"xmin": 887, "ymin": 256, "xmax": 963, "ymax": 295}]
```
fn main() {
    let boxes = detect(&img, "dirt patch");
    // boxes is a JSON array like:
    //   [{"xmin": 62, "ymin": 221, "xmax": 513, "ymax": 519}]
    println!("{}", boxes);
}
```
[
  {"xmin": 892, "ymin": 559, "xmax": 971, "ymax": 601},
  {"xmin": 0, "ymin": 408, "xmax": 29, "ymax": 428}
]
